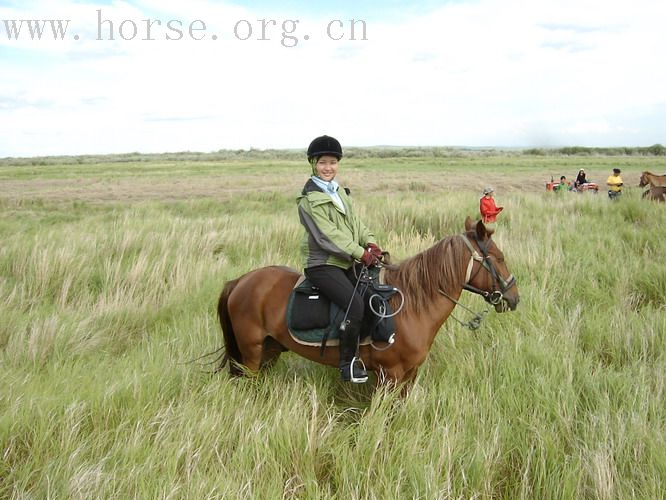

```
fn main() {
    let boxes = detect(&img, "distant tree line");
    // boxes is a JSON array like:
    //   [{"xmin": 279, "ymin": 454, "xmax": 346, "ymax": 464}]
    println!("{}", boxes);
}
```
[
  {"xmin": 2, "ymin": 144, "xmax": 664, "ymax": 166},
  {"xmin": 522, "ymin": 144, "xmax": 665, "ymax": 156}
]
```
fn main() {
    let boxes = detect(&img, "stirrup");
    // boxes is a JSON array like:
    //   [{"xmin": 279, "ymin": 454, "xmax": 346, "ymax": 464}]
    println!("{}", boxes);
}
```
[{"xmin": 340, "ymin": 357, "xmax": 368, "ymax": 383}]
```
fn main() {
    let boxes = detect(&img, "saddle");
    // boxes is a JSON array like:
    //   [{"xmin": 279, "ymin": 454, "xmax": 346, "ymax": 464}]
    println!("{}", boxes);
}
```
[{"xmin": 286, "ymin": 268, "xmax": 399, "ymax": 350}]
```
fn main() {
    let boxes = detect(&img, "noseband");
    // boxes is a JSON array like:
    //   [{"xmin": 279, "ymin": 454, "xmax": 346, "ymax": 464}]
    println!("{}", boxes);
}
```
[{"xmin": 459, "ymin": 234, "xmax": 516, "ymax": 305}]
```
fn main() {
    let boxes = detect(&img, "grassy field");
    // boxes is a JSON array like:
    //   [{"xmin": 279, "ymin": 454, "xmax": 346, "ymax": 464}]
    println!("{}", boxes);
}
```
[{"xmin": 1, "ymin": 152, "xmax": 665, "ymax": 499}]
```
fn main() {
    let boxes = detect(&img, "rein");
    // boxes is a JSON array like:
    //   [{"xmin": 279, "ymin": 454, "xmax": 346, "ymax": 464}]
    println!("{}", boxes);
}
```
[
  {"xmin": 438, "ymin": 234, "xmax": 516, "ymax": 330},
  {"xmin": 348, "ymin": 263, "xmax": 405, "ymax": 352}
]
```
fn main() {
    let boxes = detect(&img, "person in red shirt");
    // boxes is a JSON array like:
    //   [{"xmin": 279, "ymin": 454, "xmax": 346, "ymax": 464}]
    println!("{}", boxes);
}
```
[{"xmin": 480, "ymin": 186, "xmax": 504, "ymax": 225}]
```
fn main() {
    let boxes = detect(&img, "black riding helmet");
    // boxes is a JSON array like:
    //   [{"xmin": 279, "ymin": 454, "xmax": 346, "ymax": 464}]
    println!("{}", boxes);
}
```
[{"xmin": 307, "ymin": 135, "xmax": 343, "ymax": 161}]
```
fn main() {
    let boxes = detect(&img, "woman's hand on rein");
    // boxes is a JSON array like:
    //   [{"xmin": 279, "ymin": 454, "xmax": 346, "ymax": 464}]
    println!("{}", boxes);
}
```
[
  {"xmin": 361, "ymin": 248, "xmax": 379, "ymax": 267},
  {"xmin": 367, "ymin": 243, "xmax": 383, "ymax": 259}
]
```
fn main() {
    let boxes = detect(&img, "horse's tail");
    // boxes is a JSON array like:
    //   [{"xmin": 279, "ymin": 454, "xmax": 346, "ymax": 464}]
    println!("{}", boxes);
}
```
[{"xmin": 217, "ymin": 277, "xmax": 244, "ymax": 375}]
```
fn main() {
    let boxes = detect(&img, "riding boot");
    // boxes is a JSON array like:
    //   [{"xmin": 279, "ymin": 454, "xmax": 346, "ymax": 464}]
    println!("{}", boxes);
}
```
[{"xmin": 338, "ymin": 320, "xmax": 368, "ymax": 383}]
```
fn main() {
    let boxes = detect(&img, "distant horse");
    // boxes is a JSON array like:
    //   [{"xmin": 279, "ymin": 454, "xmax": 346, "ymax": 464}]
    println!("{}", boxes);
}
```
[
  {"xmin": 642, "ymin": 185, "xmax": 666, "ymax": 202},
  {"xmin": 638, "ymin": 171, "xmax": 666, "ymax": 188},
  {"xmin": 215, "ymin": 218, "xmax": 519, "ymax": 386}
]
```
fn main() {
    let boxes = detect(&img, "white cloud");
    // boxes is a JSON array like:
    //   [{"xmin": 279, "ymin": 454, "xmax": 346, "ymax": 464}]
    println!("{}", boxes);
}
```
[{"xmin": 1, "ymin": 0, "xmax": 665, "ymax": 156}]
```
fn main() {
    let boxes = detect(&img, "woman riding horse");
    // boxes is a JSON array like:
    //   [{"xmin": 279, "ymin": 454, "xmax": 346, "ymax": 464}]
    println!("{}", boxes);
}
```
[
  {"xmin": 216, "ymin": 218, "xmax": 519, "ymax": 386},
  {"xmin": 297, "ymin": 135, "xmax": 383, "ymax": 383}
]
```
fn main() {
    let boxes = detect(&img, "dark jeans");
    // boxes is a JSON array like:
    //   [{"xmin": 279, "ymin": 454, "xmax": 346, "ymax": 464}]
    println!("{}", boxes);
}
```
[{"xmin": 304, "ymin": 265, "xmax": 364, "ymax": 326}]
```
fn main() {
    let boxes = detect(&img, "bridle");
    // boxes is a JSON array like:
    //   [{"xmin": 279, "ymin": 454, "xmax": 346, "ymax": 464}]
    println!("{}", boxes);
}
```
[
  {"xmin": 459, "ymin": 234, "xmax": 516, "ymax": 305},
  {"xmin": 437, "ymin": 233, "xmax": 517, "ymax": 330}
]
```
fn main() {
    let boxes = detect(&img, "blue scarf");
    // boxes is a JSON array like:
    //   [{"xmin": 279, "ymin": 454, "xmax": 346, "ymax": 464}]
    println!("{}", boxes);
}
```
[{"xmin": 310, "ymin": 175, "xmax": 345, "ymax": 213}]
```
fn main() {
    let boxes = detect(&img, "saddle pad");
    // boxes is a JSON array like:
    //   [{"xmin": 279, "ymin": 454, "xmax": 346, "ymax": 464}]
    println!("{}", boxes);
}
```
[
  {"xmin": 288, "ymin": 328, "xmax": 373, "ymax": 347},
  {"xmin": 286, "ymin": 275, "xmax": 372, "ymax": 347}
]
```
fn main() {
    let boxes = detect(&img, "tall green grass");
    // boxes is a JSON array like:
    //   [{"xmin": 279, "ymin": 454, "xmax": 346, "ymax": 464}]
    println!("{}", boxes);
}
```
[{"xmin": 1, "ymin": 155, "xmax": 665, "ymax": 498}]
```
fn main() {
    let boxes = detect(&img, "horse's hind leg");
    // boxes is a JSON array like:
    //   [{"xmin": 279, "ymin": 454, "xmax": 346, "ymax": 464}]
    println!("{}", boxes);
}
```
[
  {"xmin": 261, "ymin": 336, "xmax": 287, "ymax": 369},
  {"xmin": 233, "ymin": 321, "xmax": 268, "ymax": 374}
]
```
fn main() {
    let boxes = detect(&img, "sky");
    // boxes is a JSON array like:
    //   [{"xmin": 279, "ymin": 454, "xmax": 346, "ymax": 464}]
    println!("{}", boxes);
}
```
[{"xmin": 1, "ymin": 0, "xmax": 665, "ymax": 157}]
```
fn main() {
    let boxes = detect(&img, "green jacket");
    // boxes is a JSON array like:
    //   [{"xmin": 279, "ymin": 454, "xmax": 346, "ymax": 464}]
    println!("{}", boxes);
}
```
[{"xmin": 297, "ymin": 179, "xmax": 376, "ymax": 270}]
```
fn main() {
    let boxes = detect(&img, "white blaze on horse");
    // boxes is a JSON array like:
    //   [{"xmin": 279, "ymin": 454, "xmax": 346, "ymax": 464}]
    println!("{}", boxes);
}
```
[{"xmin": 214, "ymin": 217, "xmax": 519, "ymax": 386}]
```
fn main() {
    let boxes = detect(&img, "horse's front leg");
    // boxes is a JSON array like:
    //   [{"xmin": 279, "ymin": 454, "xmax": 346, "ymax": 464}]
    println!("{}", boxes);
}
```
[
  {"xmin": 372, "ymin": 362, "xmax": 415, "ymax": 386},
  {"xmin": 372, "ymin": 364, "xmax": 419, "ymax": 397}
]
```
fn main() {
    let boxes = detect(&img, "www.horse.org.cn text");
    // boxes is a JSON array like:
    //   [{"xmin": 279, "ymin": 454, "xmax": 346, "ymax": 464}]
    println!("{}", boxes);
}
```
[{"xmin": 1, "ymin": 9, "xmax": 369, "ymax": 48}]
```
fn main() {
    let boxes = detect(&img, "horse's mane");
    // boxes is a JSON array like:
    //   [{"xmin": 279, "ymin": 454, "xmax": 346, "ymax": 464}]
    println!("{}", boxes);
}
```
[
  {"xmin": 642, "ymin": 170, "xmax": 666, "ymax": 178},
  {"xmin": 384, "ymin": 235, "xmax": 468, "ymax": 315}
]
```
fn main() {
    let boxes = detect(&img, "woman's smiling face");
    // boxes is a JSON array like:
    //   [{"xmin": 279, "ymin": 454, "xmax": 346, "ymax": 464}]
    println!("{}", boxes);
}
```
[{"xmin": 314, "ymin": 155, "xmax": 339, "ymax": 182}]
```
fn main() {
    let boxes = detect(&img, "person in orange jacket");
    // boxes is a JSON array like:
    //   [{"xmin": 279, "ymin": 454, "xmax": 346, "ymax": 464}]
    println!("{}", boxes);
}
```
[{"xmin": 480, "ymin": 186, "xmax": 504, "ymax": 225}]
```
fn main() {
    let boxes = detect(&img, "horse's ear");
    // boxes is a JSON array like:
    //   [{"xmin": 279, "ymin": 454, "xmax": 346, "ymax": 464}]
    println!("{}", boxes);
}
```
[
  {"xmin": 464, "ymin": 216, "xmax": 475, "ymax": 232},
  {"xmin": 475, "ymin": 219, "xmax": 493, "ymax": 240}
]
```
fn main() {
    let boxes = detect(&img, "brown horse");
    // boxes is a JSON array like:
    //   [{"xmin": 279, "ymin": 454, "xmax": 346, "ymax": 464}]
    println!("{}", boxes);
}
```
[
  {"xmin": 642, "ymin": 185, "xmax": 666, "ymax": 202},
  {"xmin": 216, "ymin": 217, "xmax": 519, "ymax": 385},
  {"xmin": 638, "ymin": 171, "xmax": 666, "ymax": 188}
]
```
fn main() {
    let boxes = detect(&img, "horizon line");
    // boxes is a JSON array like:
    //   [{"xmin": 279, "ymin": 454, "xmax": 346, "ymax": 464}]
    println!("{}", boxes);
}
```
[{"xmin": 2, "ymin": 143, "xmax": 665, "ymax": 162}]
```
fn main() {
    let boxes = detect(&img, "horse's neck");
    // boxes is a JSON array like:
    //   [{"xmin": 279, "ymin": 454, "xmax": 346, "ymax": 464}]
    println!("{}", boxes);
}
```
[
  {"xmin": 431, "ymin": 287, "xmax": 464, "ymax": 328},
  {"xmin": 384, "ymin": 255, "xmax": 466, "ymax": 342},
  {"xmin": 405, "ymin": 286, "xmax": 463, "ymax": 350}
]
